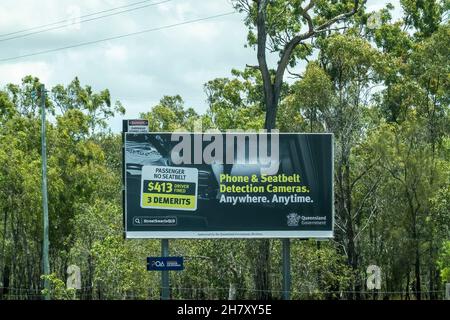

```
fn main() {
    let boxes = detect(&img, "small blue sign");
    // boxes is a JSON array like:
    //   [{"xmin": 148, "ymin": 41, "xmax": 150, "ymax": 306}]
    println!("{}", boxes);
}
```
[{"xmin": 147, "ymin": 256, "xmax": 184, "ymax": 271}]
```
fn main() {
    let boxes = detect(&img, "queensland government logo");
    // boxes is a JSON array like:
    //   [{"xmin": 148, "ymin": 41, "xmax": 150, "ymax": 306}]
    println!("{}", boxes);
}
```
[{"xmin": 287, "ymin": 212, "xmax": 300, "ymax": 227}]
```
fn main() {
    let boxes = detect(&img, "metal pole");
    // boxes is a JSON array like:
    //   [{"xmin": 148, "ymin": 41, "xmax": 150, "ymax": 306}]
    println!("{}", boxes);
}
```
[
  {"xmin": 161, "ymin": 239, "xmax": 169, "ymax": 300},
  {"xmin": 282, "ymin": 238, "xmax": 291, "ymax": 300},
  {"xmin": 40, "ymin": 84, "xmax": 50, "ymax": 300}
]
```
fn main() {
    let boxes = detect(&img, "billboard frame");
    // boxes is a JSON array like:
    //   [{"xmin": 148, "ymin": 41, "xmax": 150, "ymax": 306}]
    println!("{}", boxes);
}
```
[{"xmin": 122, "ymin": 130, "xmax": 334, "ymax": 239}]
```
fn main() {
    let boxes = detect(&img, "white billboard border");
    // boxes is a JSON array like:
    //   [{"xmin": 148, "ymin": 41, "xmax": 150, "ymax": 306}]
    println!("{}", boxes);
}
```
[{"xmin": 123, "ymin": 131, "xmax": 335, "ymax": 240}]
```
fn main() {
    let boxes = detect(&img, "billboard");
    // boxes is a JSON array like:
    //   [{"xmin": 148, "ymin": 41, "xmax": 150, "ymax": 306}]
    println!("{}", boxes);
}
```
[{"xmin": 122, "ymin": 122, "xmax": 334, "ymax": 239}]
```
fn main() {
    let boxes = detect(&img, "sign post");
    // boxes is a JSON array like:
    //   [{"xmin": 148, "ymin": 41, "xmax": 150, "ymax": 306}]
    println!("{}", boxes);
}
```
[
  {"xmin": 146, "ymin": 251, "xmax": 184, "ymax": 300},
  {"xmin": 161, "ymin": 239, "xmax": 169, "ymax": 300},
  {"xmin": 282, "ymin": 238, "xmax": 291, "ymax": 300}
]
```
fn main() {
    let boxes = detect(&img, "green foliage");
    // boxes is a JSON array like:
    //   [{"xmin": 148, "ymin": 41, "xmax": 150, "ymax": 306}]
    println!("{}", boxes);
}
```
[
  {"xmin": 280, "ymin": 61, "xmax": 334, "ymax": 132},
  {"xmin": 91, "ymin": 236, "xmax": 160, "ymax": 299},
  {"xmin": 51, "ymin": 77, "xmax": 125, "ymax": 134},
  {"xmin": 0, "ymin": 76, "xmax": 128, "ymax": 299},
  {"xmin": 140, "ymin": 95, "xmax": 201, "ymax": 132},
  {"xmin": 170, "ymin": 239, "xmax": 251, "ymax": 299},
  {"xmin": 0, "ymin": 2, "xmax": 449, "ymax": 300},
  {"xmin": 204, "ymin": 68, "xmax": 266, "ymax": 130},
  {"xmin": 233, "ymin": 0, "xmax": 363, "ymax": 63},
  {"xmin": 41, "ymin": 273, "xmax": 77, "ymax": 300},
  {"xmin": 401, "ymin": 0, "xmax": 447, "ymax": 38},
  {"xmin": 290, "ymin": 241, "xmax": 354, "ymax": 299},
  {"xmin": 437, "ymin": 241, "xmax": 450, "ymax": 283}
]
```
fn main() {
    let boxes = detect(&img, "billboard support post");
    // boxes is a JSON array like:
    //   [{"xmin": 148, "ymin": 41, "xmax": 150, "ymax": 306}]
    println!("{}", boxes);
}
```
[
  {"xmin": 161, "ymin": 239, "xmax": 169, "ymax": 300},
  {"xmin": 282, "ymin": 238, "xmax": 291, "ymax": 300}
]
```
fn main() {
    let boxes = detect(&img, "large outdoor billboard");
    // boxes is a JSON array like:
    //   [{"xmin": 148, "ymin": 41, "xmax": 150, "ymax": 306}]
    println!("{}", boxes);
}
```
[{"xmin": 122, "ymin": 122, "xmax": 333, "ymax": 239}]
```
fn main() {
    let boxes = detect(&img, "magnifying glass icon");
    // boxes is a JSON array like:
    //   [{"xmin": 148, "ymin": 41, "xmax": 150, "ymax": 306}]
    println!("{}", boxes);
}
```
[{"xmin": 134, "ymin": 217, "xmax": 141, "ymax": 224}]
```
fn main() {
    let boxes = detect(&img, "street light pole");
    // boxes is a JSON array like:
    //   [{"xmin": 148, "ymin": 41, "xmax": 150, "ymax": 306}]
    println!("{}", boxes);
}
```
[{"xmin": 40, "ymin": 84, "xmax": 50, "ymax": 300}]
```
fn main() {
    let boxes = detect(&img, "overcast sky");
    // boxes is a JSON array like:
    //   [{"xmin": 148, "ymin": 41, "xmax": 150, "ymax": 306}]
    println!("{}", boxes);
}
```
[{"xmin": 0, "ymin": 0, "xmax": 401, "ymax": 132}]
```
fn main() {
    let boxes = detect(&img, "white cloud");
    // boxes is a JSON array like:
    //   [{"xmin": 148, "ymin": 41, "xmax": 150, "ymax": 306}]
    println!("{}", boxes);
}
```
[
  {"xmin": 0, "ymin": 61, "xmax": 52, "ymax": 84},
  {"xmin": 0, "ymin": 0, "xmax": 403, "ymax": 133},
  {"xmin": 174, "ymin": 2, "xmax": 194, "ymax": 20},
  {"xmin": 181, "ymin": 22, "xmax": 221, "ymax": 42},
  {"xmin": 104, "ymin": 43, "xmax": 128, "ymax": 61}
]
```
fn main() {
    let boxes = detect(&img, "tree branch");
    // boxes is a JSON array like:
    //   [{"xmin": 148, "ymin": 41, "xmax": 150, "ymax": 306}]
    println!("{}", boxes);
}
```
[
  {"xmin": 256, "ymin": 0, "xmax": 273, "ymax": 104},
  {"xmin": 246, "ymin": 64, "xmax": 260, "ymax": 70},
  {"xmin": 353, "ymin": 203, "xmax": 378, "ymax": 241},
  {"xmin": 350, "ymin": 156, "xmax": 381, "ymax": 191},
  {"xmin": 334, "ymin": 219, "xmax": 346, "ymax": 234},
  {"xmin": 273, "ymin": 0, "xmax": 365, "ymax": 102},
  {"xmin": 352, "ymin": 177, "xmax": 381, "ymax": 221},
  {"xmin": 300, "ymin": 0, "xmax": 315, "ymax": 33},
  {"xmin": 315, "ymin": 0, "xmax": 365, "ymax": 32},
  {"xmin": 286, "ymin": 67, "xmax": 303, "ymax": 79}
]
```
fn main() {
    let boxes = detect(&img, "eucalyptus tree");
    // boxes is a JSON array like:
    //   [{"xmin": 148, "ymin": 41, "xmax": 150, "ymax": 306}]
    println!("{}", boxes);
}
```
[
  {"xmin": 232, "ymin": 0, "xmax": 366, "ymax": 129},
  {"xmin": 231, "ymin": 0, "xmax": 367, "ymax": 298}
]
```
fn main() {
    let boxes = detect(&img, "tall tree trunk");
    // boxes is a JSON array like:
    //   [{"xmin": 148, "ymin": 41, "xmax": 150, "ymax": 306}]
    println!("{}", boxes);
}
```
[
  {"xmin": 1, "ymin": 265, "xmax": 10, "ymax": 299},
  {"xmin": 253, "ymin": 0, "xmax": 364, "ymax": 301},
  {"xmin": 415, "ymin": 245, "xmax": 421, "ymax": 300},
  {"xmin": 264, "ymin": 84, "xmax": 280, "ymax": 130},
  {"xmin": 228, "ymin": 283, "xmax": 237, "ymax": 300},
  {"xmin": 255, "ymin": 83, "xmax": 278, "ymax": 300},
  {"xmin": 87, "ymin": 250, "xmax": 94, "ymax": 300},
  {"xmin": 255, "ymin": 2, "xmax": 276, "ymax": 295},
  {"xmin": 405, "ymin": 271, "xmax": 410, "ymax": 300},
  {"xmin": 343, "ymin": 151, "xmax": 360, "ymax": 299},
  {"xmin": 429, "ymin": 240, "xmax": 435, "ymax": 300},
  {"xmin": 0, "ymin": 208, "xmax": 8, "ymax": 299},
  {"xmin": 264, "ymin": 100, "xmax": 277, "ymax": 130}
]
